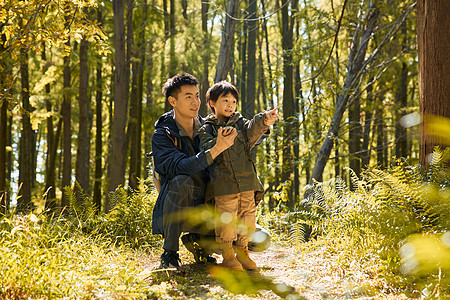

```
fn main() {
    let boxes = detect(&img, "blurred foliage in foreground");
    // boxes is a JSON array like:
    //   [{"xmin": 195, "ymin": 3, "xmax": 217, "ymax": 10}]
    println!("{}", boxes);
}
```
[{"xmin": 269, "ymin": 147, "xmax": 449, "ymax": 298}]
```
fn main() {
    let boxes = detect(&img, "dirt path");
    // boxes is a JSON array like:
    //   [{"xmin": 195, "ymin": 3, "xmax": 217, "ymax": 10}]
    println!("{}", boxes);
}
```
[{"xmin": 142, "ymin": 243, "xmax": 399, "ymax": 299}]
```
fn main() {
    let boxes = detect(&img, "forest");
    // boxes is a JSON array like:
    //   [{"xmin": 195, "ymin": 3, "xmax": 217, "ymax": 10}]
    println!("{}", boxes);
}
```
[{"xmin": 0, "ymin": 0, "xmax": 449, "ymax": 299}]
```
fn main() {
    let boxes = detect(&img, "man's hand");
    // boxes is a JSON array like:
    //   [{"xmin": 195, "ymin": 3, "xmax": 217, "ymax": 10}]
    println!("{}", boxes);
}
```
[
  {"xmin": 264, "ymin": 107, "xmax": 280, "ymax": 126},
  {"xmin": 209, "ymin": 127, "xmax": 237, "ymax": 159}
]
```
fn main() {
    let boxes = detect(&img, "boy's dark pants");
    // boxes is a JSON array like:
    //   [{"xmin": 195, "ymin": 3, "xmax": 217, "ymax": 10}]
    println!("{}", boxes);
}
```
[{"xmin": 162, "ymin": 175, "xmax": 206, "ymax": 252}]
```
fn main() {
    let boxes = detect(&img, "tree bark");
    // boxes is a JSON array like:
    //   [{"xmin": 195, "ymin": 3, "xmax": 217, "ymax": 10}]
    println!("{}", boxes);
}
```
[
  {"xmin": 281, "ymin": 0, "xmax": 294, "ymax": 207},
  {"xmin": 309, "ymin": 6, "xmax": 379, "ymax": 186},
  {"xmin": 244, "ymin": 0, "xmax": 257, "ymax": 118},
  {"xmin": 361, "ymin": 79, "xmax": 374, "ymax": 168},
  {"xmin": 214, "ymin": 0, "xmax": 239, "ymax": 82},
  {"xmin": 239, "ymin": 10, "xmax": 247, "ymax": 117},
  {"xmin": 168, "ymin": 0, "xmax": 176, "ymax": 76},
  {"xmin": 0, "ymin": 28, "xmax": 7, "ymax": 213},
  {"xmin": 395, "ymin": 21, "xmax": 408, "ymax": 159},
  {"xmin": 128, "ymin": 0, "xmax": 145, "ymax": 190},
  {"xmin": 108, "ymin": 0, "xmax": 128, "ymax": 212},
  {"xmin": 61, "ymin": 3, "xmax": 72, "ymax": 209},
  {"xmin": 93, "ymin": 8, "xmax": 103, "ymax": 213},
  {"xmin": 18, "ymin": 48, "xmax": 33, "ymax": 212},
  {"xmin": 417, "ymin": 0, "xmax": 450, "ymax": 165},
  {"xmin": 348, "ymin": 93, "xmax": 361, "ymax": 188},
  {"xmin": 0, "ymin": 100, "xmax": 6, "ymax": 214},
  {"xmin": 41, "ymin": 43, "xmax": 58, "ymax": 210},
  {"xmin": 199, "ymin": 1, "xmax": 210, "ymax": 117},
  {"xmin": 374, "ymin": 93, "xmax": 385, "ymax": 167}
]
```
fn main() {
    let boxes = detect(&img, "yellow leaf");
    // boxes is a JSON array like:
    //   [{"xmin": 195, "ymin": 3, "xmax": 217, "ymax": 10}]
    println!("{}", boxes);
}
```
[{"xmin": 115, "ymin": 285, "xmax": 127, "ymax": 291}]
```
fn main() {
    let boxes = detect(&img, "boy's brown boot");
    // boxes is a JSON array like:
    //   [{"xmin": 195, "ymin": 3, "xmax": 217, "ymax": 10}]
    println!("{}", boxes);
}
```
[
  {"xmin": 235, "ymin": 246, "xmax": 257, "ymax": 270},
  {"xmin": 221, "ymin": 246, "xmax": 243, "ymax": 270}
]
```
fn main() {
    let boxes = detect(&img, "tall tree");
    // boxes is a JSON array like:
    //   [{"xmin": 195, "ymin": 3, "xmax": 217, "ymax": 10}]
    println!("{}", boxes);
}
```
[
  {"xmin": 0, "ymin": 26, "xmax": 8, "ymax": 213},
  {"xmin": 239, "ymin": 8, "xmax": 247, "ymax": 116},
  {"xmin": 281, "ymin": 0, "xmax": 294, "ymax": 207},
  {"xmin": 128, "ymin": 1, "xmax": 146, "ymax": 190},
  {"xmin": 18, "ymin": 48, "xmax": 33, "ymax": 212},
  {"xmin": 168, "ymin": 0, "xmax": 176, "ymax": 75},
  {"xmin": 108, "ymin": 0, "xmax": 128, "ymax": 211},
  {"xmin": 75, "ymin": 12, "xmax": 91, "ymax": 203},
  {"xmin": 309, "ymin": 5, "xmax": 379, "ymax": 185},
  {"xmin": 199, "ymin": 1, "xmax": 210, "ymax": 117},
  {"xmin": 61, "ymin": 1, "xmax": 72, "ymax": 209},
  {"xmin": 42, "ymin": 43, "xmax": 60, "ymax": 211},
  {"xmin": 93, "ymin": 8, "xmax": 103, "ymax": 213},
  {"xmin": 214, "ymin": 0, "xmax": 240, "ymax": 82},
  {"xmin": 417, "ymin": 0, "xmax": 450, "ymax": 165},
  {"xmin": 361, "ymin": 78, "xmax": 374, "ymax": 168},
  {"xmin": 244, "ymin": 0, "xmax": 257, "ymax": 118},
  {"xmin": 395, "ymin": 21, "xmax": 409, "ymax": 159}
]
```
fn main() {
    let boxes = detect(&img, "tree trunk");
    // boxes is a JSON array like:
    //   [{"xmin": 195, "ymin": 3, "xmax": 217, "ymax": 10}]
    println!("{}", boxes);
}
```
[
  {"xmin": 199, "ymin": 1, "xmax": 210, "ymax": 117},
  {"xmin": 93, "ymin": 9, "xmax": 103, "ymax": 213},
  {"xmin": 0, "ymin": 28, "xmax": 7, "ymax": 213},
  {"xmin": 417, "ymin": 0, "xmax": 450, "ymax": 165},
  {"xmin": 42, "ymin": 42, "xmax": 58, "ymax": 210},
  {"xmin": 214, "ymin": 0, "xmax": 239, "ymax": 82},
  {"xmin": 128, "ymin": 0, "xmax": 145, "ymax": 190},
  {"xmin": 61, "ymin": 4, "xmax": 72, "ymax": 209},
  {"xmin": 0, "ymin": 100, "xmax": 6, "ymax": 214},
  {"xmin": 244, "ymin": 0, "xmax": 257, "ymax": 118},
  {"xmin": 144, "ymin": 14, "xmax": 154, "ymax": 156},
  {"xmin": 162, "ymin": 0, "xmax": 170, "ymax": 112},
  {"xmin": 395, "ymin": 21, "xmax": 408, "ymax": 159},
  {"xmin": 75, "ymin": 31, "xmax": 91, "ymax": 203},
  {"xmin": 108, "ymin": 0, "xmax": 128, "ymax": 211},
  {"xmin": 361, "ymin": 79, "xmax": 374, "ymax": 168},
  {"xmin": 348, "ymin": 94, "xmax": 361, "ymax": 188},
  {"xmin": 309, "ymin": 6, "xmax": 379, "ymax": 186},
  {"xmin": 281, "ymin": 0, "xmax": 294, "ymax": 207},
  {"xmin": 45, "ymin": 116, "xmax": 63, "ymax": 211},
  {"xmin": 18, "ymin": 48, "xmax": 32, "ymax": 212},
  {"xmin": 239, "ymin": 11, "xmax": 247, "ymax": 117},
  {"xmin": 375, "ymin": 97, "xmax": 385, "ymax": 167},
  {"xmin": 169, "ymin": 0, "xmax": 176, "ymax": 76}
]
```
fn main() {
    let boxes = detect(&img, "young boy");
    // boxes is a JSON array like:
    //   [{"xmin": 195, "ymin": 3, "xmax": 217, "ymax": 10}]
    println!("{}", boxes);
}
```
[
  {"xmin": 152, "ymin": 74, "xmax": 237, "ymax": 268},
  {"xmin": 199, "ymin": 81, "xmax": 279, "ymax": 270}
]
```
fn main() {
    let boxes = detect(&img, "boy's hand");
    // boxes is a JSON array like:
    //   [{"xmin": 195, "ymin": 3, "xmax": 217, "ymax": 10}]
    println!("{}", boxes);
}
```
[
  {"xmin": 221, "ymin": 126, "xmax": 235, "ymax": 136},
  {"xmin": 264, "ymin": 107, "xmax": 280, "ymax": 126},
  {"xmin": 210, "ymin": 127, "xmax": 237, "ymax": 159}
]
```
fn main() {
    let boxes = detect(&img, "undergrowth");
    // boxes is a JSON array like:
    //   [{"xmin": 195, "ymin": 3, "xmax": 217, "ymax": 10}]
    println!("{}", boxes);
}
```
[
  {"xmin": 275, "ymin": 147, "xmax": 450, "ymax": 297},
  {"xmin": 0, "ymin": 180, "xmax": 163, "ymax": 299}
]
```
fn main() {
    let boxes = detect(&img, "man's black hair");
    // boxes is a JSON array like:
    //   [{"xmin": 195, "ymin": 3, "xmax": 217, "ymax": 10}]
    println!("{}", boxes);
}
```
[
  {"xmin": 206, "ymin": 81, "xmax": 239, "ymax": 114},
  {"xmin": 162, "ymin": 73, "xmax": 199, "ymax": 101}
]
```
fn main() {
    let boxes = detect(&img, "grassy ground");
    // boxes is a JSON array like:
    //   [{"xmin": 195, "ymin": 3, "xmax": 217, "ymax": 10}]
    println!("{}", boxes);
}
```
[
  {"xmin": 143, "ymin": 240, "xmax": 409, "ymax": 300},
  {"xmin": 0, "ymin": 213, "xmax": 446, "ymax": 299}
]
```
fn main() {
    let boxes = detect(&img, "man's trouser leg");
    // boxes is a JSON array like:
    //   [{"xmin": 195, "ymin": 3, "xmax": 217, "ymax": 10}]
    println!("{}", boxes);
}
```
[{"xmin": 163, "ymin": 175, "xmax": 203, "ymax": 252}]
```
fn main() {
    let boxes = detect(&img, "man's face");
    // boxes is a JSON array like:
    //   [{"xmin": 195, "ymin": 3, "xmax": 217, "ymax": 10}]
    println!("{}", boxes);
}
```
[
  {"xmin": 169, "ymin": 85, "xmax": 200, "ymax": 119},
  {"xmin": 210, "ymin": 93, "xmax": 237, "ymax": 121}
]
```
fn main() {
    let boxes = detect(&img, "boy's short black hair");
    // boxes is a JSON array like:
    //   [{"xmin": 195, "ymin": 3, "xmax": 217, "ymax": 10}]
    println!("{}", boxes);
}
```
[
  {"xmin": 206, "ymin": 81, "xmax": 239, "ymax": 113},
  {"xmin": 162, "ymin": 73, "xmax": 199, "ymax": 101}
]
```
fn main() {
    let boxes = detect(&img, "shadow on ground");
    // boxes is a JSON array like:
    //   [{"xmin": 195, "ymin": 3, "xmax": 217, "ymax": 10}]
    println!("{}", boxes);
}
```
[{"xmin": 149, "ymin": 262, "xmax": 303, "ymax": 299}]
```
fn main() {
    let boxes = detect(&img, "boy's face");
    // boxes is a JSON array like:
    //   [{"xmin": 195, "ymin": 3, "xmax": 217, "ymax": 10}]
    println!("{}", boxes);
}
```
[
  {"xmin": 210, "ymin": 92, "xmax": 237, "ymax": 121},
  {"xmin": 169, "ymin": 85, "xmax": 200, "ymax": 120}
]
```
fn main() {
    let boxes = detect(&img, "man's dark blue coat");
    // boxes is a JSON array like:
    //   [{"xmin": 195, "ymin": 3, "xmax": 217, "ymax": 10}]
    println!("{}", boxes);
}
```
[{"xmin": 151, "ymin": 111, "xmax": 210, "ymax": 235}]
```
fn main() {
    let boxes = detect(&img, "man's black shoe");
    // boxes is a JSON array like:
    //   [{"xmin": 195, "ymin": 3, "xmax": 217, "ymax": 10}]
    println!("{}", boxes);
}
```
[
  {"xmin": 181, "ymin": 233, "xmax": 217, "ymax": 264},
  {"xmin": 159, "ymin": 250, "xmax": 180, "ymax": 269}
]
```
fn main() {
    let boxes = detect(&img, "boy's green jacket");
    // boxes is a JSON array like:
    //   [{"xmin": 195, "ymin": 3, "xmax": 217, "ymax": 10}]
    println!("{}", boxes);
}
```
[{"xmin": 198, "ymin": 111, "xmax": 269, "ymax": 204}]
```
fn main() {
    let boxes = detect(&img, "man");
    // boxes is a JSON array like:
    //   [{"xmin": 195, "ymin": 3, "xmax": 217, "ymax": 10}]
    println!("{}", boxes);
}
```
[{"xmin": 151, "ymin": 73, "xmax": 237, "ymax": 268}]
